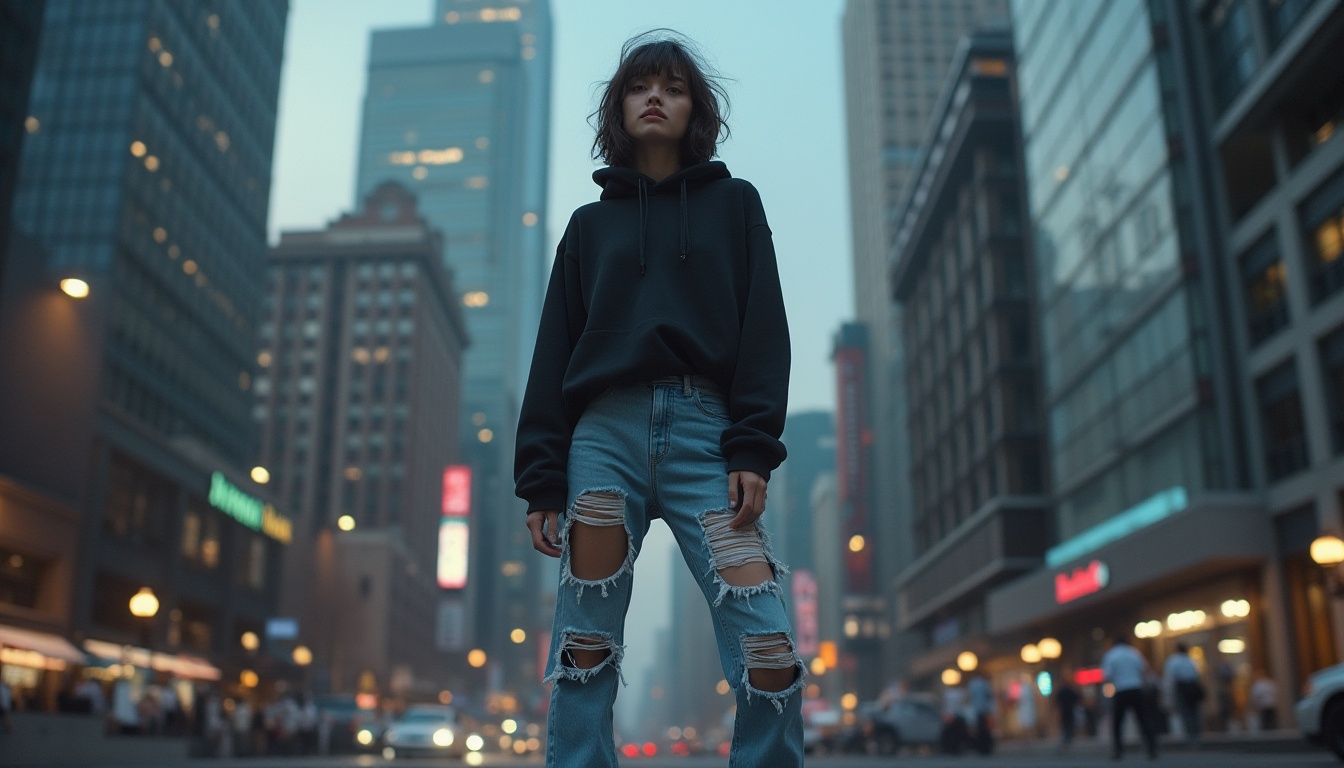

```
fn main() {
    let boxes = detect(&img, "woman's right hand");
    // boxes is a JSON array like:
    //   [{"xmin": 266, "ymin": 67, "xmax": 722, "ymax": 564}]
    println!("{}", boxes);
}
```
[{"xmin": 527, "ymin": 510, "xmax": 562, "ymax": 557}]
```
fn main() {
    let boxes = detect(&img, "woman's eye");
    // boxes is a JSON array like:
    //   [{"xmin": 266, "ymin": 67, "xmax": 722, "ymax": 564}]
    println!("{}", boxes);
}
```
[{"xmin": 668, "ymin": 87, "xmax": 683, "ymax": 95}]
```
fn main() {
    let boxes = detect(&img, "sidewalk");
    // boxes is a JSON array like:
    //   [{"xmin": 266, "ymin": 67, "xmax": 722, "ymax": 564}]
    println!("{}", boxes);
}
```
[
  {"xmin": 0, "ymin": 712, "xmax": 190, "ymax": 767},
  {"xmin": 996, "ymin": 728, "xmax": 1317, "ymax": 758}
]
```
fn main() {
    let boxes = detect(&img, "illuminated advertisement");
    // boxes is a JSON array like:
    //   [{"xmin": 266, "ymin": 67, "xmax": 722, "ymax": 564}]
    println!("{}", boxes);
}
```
[
  {"xmin": 442, "ymin": 466, "xmax": 472, "ymax": 517},
  {"xmin": 833, "ymin": 331, "xmax": 873, "ymax": 593},
  {"xmin": 1054, "ymin": 560, "xmax": 1109, "ymax": 604},
  {"xmin": 438, "ymin": 518, "xmax": 469, "ymax": 589},
  {"xmin": 792, "ymin": 569, "xmax": 819, "ymax": 657},
  {"xmin": 438, "ymin": 466, "xmax": 471, "ymax": 589}
]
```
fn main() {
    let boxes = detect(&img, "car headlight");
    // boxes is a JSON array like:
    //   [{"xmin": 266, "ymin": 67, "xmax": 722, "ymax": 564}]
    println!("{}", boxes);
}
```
[
  {"xmin": 465, "ymin": 733, "xmax": 485, "ymax": 752},
  {"xmin": 356, "ymin": 729, "xmax": 374, "ymax": 745},
  {"xmin": 434, "ymin": 728, "xmax": 454, "ymax": 747}
]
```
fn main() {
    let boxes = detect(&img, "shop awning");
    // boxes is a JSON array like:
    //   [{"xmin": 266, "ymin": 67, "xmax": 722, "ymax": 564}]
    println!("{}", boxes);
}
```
[
  {"xmin": 83, "ymin": 639, "xmax": 222, "ymax": 681},
  {"xmin": 0, "ymin": 624, "xmax": 89, "ymax": 664}
]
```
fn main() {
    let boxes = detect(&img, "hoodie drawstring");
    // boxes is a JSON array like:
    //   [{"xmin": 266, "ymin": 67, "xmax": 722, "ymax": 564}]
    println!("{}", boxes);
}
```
[
  {"xmin": 679, "ymin": 179, "xmax": 690, "ymax": 261},
  {"xmin": 638, "ymin": 177, "xmax": 648, "ymax": 275},
  {"xmin": 636, "ymin": 176, "xmax": 691, "ymax": 275}
]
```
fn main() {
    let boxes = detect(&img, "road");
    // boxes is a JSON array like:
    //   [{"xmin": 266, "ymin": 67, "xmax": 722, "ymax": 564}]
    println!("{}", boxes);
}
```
[{"xmin": 29, "ymin": 747, "xmax": 1340, "ymax": 768}]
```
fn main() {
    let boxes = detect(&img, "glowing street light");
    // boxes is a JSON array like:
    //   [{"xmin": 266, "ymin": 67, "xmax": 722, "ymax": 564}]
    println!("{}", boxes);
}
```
[
  {"xmin": 293, "ymin": 645, "xmax": 313, "ymax": 666},
  {"xmin": 957, "ymin": 651, "xmax": 978, "ymax": 672},
  {"xmin": 129, "ymin": 587, "xmax": 159, "ymax": 618},
  {"xmin": 240, "ymin": 631, "xmax": 260, "ymax": 651},
  {"xmin": 250, "ymin": 466, "xmax": 270, "ymax": 484},
  {"xmin": 60, "ymin": 278, "xmax": 90, "ymax": 298}
]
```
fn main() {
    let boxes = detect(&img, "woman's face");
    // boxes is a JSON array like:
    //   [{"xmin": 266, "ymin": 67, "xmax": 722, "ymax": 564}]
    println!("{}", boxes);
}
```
[{"xmin": 622, "ymin": 71, "xmax": 692, "ymax": 149}]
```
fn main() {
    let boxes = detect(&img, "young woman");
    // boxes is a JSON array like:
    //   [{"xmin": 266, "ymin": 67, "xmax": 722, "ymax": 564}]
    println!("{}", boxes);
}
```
[{"xmin": 514, "ymin": 31, "xmax": 804, "ymax": 768}]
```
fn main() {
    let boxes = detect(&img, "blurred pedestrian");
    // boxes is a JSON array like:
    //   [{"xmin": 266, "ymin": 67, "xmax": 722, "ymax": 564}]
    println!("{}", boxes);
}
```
[
  {"xmin": 75, "ymin": 676, "xmax": 105, "ymax": 716},
  {"xmin": 1101, "ymin": 633, "xmax": 1158, "ymax": 760},
  {"xmin": 968, "ymin": 672, "xmax": 995, "ymax": 754},
  {"xmin": 1214, "ymin": 660, "xmax": 1236, "ymax": 731},
  {"xmin": 1250, "ymin": 670, "xmax": 1278, "ymax": 731},
  {"xmin": 1055, "ymin": 676, "xmax": 1081, "ymax": 749},
  {"xmin": 515, "ymin": 29, "xmax": 800, "ymax": 768},
  {"xmin": 0, "ymin": 671, "xmax": 14, "ymax": 734},
  {"xmin": 1162, "ymin": 642, "xmax": 1204, "ymax": 746}
]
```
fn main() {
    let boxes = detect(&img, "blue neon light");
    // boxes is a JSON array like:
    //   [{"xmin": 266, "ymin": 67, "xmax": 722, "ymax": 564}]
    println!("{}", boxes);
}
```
[{"xmin": 1045, "ymin": 487, "xmax": 1188, "ymax": 567}]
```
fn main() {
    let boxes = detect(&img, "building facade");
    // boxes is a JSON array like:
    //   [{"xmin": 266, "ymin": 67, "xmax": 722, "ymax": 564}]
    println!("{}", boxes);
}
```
[
  {"xmin": 352, "ymin": 0, "xmax": 552, "ymax": 695},
  {"xmin": 982, "ymin": 0, "xmax": 1344, "ymax": 732},
  {"xmin": 0, "ymin": 0, "xmax": 289, "ymax": 707},
  {"xmin": 0, "ymin": 0, "xmax": 45, "ymax": 295},
  {"xmin": 841, "ymin": 0, "xmax": 1010, "ymax": 684},
  {"xmin": 889, "ymin": 30, "xmax": 1051, "ymax": 689},
  {"xmin": 259, "ymin": 182, "xmax": 468, "ymax": 700}
]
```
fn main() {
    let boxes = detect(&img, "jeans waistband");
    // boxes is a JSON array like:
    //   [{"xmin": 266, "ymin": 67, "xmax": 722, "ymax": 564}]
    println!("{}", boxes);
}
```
[{"xmin": 648, "ymin": 374, "xmax": 722, "ymax": 396}]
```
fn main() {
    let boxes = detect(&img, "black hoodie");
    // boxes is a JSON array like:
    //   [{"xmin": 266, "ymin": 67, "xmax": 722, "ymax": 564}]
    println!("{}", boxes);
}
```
[{"xmin": 513, "ymin": 160, "xmax": 790, "ymax": 515}]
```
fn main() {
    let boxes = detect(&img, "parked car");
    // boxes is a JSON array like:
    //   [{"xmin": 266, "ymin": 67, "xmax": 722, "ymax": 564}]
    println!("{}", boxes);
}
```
[
  {"xmin": 802, "ymin": 700, "xmax": 843, "ymax": 755},
  {"xmin": 313, "ymin": 694, "xmax": 383, "ymax": 754},
  {"xmin": 383, "ymin": 704, "xmax": 480, "ymax": 759},
  {"xmin": 1297, "ymin": 661, "xmax": 1344, "ymax": 760},
  {"xmin": 861, "ymin": 697, "xmax": 945, "ymax": 755}
]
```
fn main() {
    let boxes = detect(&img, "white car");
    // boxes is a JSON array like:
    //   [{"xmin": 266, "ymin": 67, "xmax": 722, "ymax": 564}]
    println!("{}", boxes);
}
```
[
  {"xmin": 383, "ymin": 704, "xmax": 470, "ymax": 759},
  {"xmin": 1297, "ymin": 661, "xmax": 1344, "ymax": 761}
]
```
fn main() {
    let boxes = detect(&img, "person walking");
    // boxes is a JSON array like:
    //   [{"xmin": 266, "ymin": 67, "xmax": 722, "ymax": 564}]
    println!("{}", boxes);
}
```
[
  {"xmin": 1250, "ymin": 670, "xmax": 1278, "ymax": 731},
  {"xmin": 514, "ymin": 30, "xmax": 801, "ymax": 768},
  {"xmin": 1056, "ymin": 676, "xmax": 1082, "ymax": 750},
  {"xmin": 1162, "ymin": 642, "xmax": 1204, "ymax": 746},
  {"xmin": 968, "ymin": 672, "xmax": 995, "ymax": 754},
  {"xmin": 1101, "ymin": 633, "xmax": 1158, "ymax": 760}
]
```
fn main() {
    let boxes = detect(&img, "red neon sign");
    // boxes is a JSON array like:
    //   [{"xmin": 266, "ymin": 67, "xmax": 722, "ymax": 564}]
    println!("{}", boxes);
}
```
[
  {"xmin": 1054, "ymin": 560, "xmax": 1109, "ymax": 604},
  {"xmin": 442, "ymin": 466, "xmax": 471, "ymax": 517},
  {"xmin": 1075, "ymin": 667, "xmax": 1104, "ymax": 686}
]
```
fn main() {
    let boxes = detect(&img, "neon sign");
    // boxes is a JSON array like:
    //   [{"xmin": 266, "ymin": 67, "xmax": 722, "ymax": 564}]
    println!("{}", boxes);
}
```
[
  {"xmin": 1054, "ymin": 559, "xmax": 1108, "ymax": 604},
  {"xmin": 437, "ymin": 518, "xmax": 469, "ymax": 589},
  {"xmin": 442, "ymin": 466, "xmax": 471, "ymax": 516},
  {"xmin": 209, "ymin": 472, "xmax": 291, "ymax": 544}
]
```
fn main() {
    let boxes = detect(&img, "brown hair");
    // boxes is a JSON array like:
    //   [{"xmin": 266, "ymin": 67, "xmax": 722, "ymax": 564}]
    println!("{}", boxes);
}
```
[{"xmin": 590, "ymin": 30, "xmax": 731, "ymax": 168}]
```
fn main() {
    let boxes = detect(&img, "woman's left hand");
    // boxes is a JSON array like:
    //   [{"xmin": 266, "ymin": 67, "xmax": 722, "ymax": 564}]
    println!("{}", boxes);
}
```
[{"xmin": 727, "ymin": 470, "xmax": 767, "ymax": 529}]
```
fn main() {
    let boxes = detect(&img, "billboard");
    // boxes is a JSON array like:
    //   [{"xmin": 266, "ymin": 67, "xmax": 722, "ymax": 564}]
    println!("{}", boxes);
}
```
[
  {"xmin": 437, "ymin": 518, "xmax": 469, "ymax": 589},
  {"xmin": 442, "ymin": 466, "xmax": 472, "ymax": 517}
]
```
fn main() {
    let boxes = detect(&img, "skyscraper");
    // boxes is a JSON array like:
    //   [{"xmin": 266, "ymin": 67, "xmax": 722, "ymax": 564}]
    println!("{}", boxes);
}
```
[
  {"xmin": 0, "ymin": 0, "xmax": 289, "ymax": 687},
  {"xmin": 888, "ymin": 29, "xmax": 1049, "ymax": 688},
  {"xmin": 0, "ymin": 0, "xmax": 45, "ymax": 296},
  {"xmin": 353, "ymin": 0, "xmax": 552, "ymax": 692},
  {"xmin": 841, "ymin": 0, "xmax": 1009, "ymax": 684},
  {"xmin": 260, "ymin": 182, "xmax": 469, "ymax": 696},
  {"xmin": 983, "ymin": 0, "xmax": 1344, "ymax": 730}
]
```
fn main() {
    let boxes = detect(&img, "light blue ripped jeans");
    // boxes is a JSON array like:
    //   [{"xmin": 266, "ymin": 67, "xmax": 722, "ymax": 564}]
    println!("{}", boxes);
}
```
[{"xmin": 543, "ymin": 375, "xmax": 805, "ymax": 768}]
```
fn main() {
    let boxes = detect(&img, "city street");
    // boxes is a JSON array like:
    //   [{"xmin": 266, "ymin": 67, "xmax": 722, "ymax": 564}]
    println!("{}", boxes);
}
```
[{"xmin": 26, "ymin": 748, "xmax": 1341, "ymax": 768}]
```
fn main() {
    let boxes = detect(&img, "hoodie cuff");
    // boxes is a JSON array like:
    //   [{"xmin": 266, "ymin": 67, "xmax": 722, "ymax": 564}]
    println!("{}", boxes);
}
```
[
  {"xmin": 726, "ymin": 453, "xmax": 774, "ymax": 484},
  {"xmin": 526, "ymin": 490, "xmax": 567, "ymax": 516}
]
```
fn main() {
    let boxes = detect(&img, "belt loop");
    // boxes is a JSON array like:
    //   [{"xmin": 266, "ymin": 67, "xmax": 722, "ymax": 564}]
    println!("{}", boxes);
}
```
[{"xmin": 682, "ymin": 375, "xmax": 691, "ymax": 396}]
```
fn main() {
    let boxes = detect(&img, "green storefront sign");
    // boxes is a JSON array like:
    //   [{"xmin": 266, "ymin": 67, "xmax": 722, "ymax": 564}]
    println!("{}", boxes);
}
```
[{"xmin": 209, "ymin": 472, "xmax": 292, "ymax": 545}]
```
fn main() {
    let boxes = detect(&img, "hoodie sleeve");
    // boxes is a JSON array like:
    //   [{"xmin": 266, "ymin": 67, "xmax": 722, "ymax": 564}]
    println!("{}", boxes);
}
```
[
  {"xmin": 722, "ymin": 183, "xmax": 790, "ymax": 479},
  {"xmin": 514, "ymin": 215, "xmax": 584, "ymax": 514}
]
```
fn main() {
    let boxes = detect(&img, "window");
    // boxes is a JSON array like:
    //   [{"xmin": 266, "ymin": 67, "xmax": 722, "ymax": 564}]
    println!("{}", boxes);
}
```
[
  {"xmin": 1240, "ymin": 233, "xmax": 1290, "ymax": 345},
  {"xmin": 1264, "ymin": 0, "xmax": 1315, "ymax": 46},
  {"xmin": 1303, "ymin": 174, "xmax": 1344, "ymax": 304},
  {"xmin": 1204, "ymin": 0, "xmax": 1257, "ymax": 111},
  {"xmin": 1320, "ymin": 325, "xmax": 1344, "ymax": 456},
  {"xmin": 1256, "ymin": 360, "xmax": 1310, "ymax": 481}
]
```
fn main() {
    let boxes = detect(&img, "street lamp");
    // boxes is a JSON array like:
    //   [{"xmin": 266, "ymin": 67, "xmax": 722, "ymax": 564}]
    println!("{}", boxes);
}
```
[
  {"xmin": 129, "ymin": 587, "xmax": 159, "ymax": 651},
  {"xmin": 1311, "ymin": 534, "xmax": 1344, "ymax": 595},
  {"xmin": 1021, "ymin": 643, "xmax": 1042, "ymax": 664},
  {"xmin": 1038, "ymin": 637, "xmax": 1062, "ymax": 660},
  {"xmin": 59, "ymin": 278, "xmax": 90, "ymax": 298}
]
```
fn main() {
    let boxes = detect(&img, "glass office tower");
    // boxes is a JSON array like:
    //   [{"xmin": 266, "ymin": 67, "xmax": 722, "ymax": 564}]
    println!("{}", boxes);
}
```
[
  {"xmin": 2, "ymin": 0, "xmax": 289, "ymax": 675},
  {"xmin": 353, "ymin": 0, "xmax": 552, "ymax": 691}
]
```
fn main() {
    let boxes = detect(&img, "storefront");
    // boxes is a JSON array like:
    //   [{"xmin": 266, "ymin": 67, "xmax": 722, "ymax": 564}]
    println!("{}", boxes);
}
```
[{"xmin": 985, "ymin": 495, "xmax": 1280, "ymax": 736}]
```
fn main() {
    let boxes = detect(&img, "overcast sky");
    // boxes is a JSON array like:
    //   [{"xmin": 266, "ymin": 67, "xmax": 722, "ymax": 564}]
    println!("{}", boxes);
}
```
[{"xmin": 268, "ymin": 0, "xmax": 852, "ymax": 732}]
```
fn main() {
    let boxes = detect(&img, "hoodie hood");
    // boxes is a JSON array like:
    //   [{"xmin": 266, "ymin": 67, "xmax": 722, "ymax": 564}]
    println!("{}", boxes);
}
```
[{"xmin": 592, "ymin": 161, "xmax": 733, "ymax": 275}]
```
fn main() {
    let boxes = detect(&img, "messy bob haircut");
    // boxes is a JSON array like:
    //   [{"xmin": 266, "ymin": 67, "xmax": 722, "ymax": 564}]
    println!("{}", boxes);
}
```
[{"xmin": 591, "ymin": 30, "xmax": 731, "ymax": 169}]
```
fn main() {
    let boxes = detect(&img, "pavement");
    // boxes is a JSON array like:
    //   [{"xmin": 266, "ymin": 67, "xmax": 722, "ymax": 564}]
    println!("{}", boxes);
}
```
[{"xmin": 0, "ymin": 711, "xmax": 1324, "ymax": 767}]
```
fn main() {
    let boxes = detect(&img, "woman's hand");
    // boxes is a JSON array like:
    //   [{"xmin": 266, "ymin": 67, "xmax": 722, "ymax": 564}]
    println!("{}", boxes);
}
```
[
  {"xmin": 727, "ymin": 470, "xmax": 767, "ymax": 530},
  {"xmin": 527, "ymin": 510, "xmax": 562, "ymax": 557}
]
